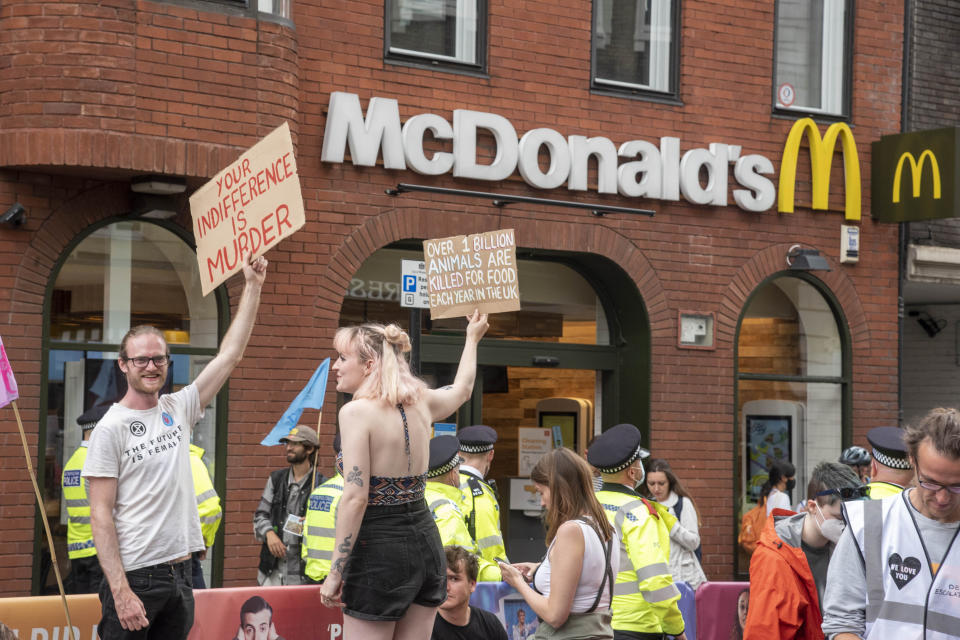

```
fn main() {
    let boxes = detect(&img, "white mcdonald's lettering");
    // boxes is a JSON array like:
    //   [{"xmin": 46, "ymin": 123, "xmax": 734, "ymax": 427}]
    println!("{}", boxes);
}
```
[
  {"xmin": 893, "ymin": 150, "xmax": 941, "ymax": 203},
  {"xmin": 320, "ymin": 92, "xmax": 778, "ymax": 213}
]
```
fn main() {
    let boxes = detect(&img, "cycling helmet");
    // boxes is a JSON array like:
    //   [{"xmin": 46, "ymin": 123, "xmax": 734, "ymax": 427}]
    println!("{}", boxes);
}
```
[{"xmin": 839, "ymin": 446, "xmax": 871, "ymax": 466}]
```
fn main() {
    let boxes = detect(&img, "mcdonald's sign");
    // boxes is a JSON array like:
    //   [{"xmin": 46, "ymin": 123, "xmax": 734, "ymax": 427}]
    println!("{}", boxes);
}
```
[
  {"xmin": 778, "ymin": 118, "xmax": 862, "ymax": 221},
  {"xmin": 872, "ymin": 127, "xmax": 958, "ymax": 223}
]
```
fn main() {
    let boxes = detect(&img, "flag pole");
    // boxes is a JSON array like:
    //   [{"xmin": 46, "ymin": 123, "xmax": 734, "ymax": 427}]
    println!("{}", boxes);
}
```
[
  {"xmin": 11, "ymin": 400, "xmax": 78, "ymax": 639},
  {"xmin": 313, "ymin": 408, "xmax": 323, "ymax": 488}
]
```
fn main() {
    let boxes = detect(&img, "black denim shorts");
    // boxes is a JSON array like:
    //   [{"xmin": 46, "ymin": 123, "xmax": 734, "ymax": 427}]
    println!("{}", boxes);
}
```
[{"xmin": 342, "ymin": 499, "xmax": 446, "ymax": 621}]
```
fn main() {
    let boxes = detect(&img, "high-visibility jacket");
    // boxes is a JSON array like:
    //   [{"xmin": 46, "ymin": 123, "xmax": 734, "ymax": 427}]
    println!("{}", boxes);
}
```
[
  {"xmin": 426, "ymin": 480, "xmax": 501, "ymax": 581},
  {"xmin": 845, "ymin": 492, "xmax": 960, "ymax": 640},
  {"xmin": 62, "ymin": 442, "xmax": 96, "ymax": 560},
  {"xmin": 596, "ymin": 484, "xmax": 685, "ymax": 636},
  {"xmin": 459, "ymin": 470, "xmax": 508, "ymax": 564},
  {"xmin": 301, "ymin": 475, "xmax": 343, "ymax": 583},
  {"xmin": 867, "ymin": 480, "xmax": 904, "ymax": 500},
  {"xmin": 190, "ymin": 445, "xmax": 222, "ymax": 548}
]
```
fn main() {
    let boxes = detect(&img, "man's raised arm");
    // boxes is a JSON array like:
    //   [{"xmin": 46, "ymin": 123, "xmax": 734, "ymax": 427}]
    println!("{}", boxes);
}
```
[{"xmin": 194, "ymin": 254, "xmax": 267, "ymax": 408}]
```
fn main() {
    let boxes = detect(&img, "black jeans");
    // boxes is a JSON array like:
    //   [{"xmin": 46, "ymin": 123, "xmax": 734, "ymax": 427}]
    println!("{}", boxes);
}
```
[{"xmin": 98, "ymin": 559, "xmax": 194, "ymax": 640}]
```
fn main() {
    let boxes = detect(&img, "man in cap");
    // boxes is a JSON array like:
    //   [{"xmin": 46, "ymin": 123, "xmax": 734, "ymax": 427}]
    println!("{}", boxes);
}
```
[
  {"xmin": 822, "ymin": 408, "xmax": 960, "ymax": 640},
  {"xmin": 745, "ymin": 462, "xmax": 864, "ymax": 640},
  {"xmin": 864, "ymin": 426, "xmax": 913, "ymax": 499},
  {"xmin": 188, "ymin": 442, "xmax": 221, "ymax": 589},
  {"xmin": 588, "ymin": 423, "xmax": 687, "ymax": 640},
  {"xmin": 426, "ymin": 435, "xmax": 500, "ymax": 581},
  {"xmin": 254, "ymin": 424, "xmax": 324, "ymax": 585},
  {"xmin": 458, "ymin": 424, "xmax": 509, "ymax": 566},
  {"xmin": 62, "ymin": 404, "xmax": 109, "ymax": 594},
  {"xmin": 302, "ymin": 433, "xmax": 344, "ymax": 583}
]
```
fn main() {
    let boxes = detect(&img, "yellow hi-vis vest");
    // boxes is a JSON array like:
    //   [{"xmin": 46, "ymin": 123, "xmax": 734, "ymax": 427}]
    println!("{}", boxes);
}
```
[
  {"xmin": 459, "ymin": 470, "xmax": 508, "ymax": 564},
  {"xmin": 63, "ymin": 443, "xmax": 96, "ymax": 560},
  {"xmin": 845, "ymin": 492, "xmax": 960, "ymax": 640},
  {"xmin": 596, "ymin": 485, "xmax": 685, "ymax": 636},
  {"xmin": 426, "ymin": 480, "xmax": 501, "ymax": 581},
  {"xmin": 867, "ymin": 480, "xmax": 904, "ymax": 500},
  {"xmin": 189, "ymin": 445, "xmax": 222, "ymax": 548},
  {"xmin": 302, "ymin": 475, "xmax": 343, "ymax": 582}
]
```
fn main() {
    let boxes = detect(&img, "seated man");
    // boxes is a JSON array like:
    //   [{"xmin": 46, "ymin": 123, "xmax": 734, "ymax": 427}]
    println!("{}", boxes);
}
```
[
  {"xmin": 431, "ymin": 546, "xmax": 508, "ymax": 640},
  {"xmin": 745, "ymin": 461, "xmax": 864, "ymax": 640}
]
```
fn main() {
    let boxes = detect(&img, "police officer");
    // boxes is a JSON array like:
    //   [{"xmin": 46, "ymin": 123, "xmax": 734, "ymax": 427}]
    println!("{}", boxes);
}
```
[
  {"xmin": 426, "ymin": 435, "xmax": 500, "ymax": 581},
  {"xmin": 62, "ymin": 405, "xmax": 108, "ymax": 594},
  {"xmin": 865, "ymin": 426, "xmax": 913, "ymax": 499},
  {"xmin": 189, "ymin": 443, "xmax": 222, "ymax": 589},
  {"xmin": 588, "ymin": 424, "xmax": 687, "ymax": 640},
  {"xmin": 302, "ymin": 434, "xmax": 344, "ymax": 583},
  {"xmin": 457, "ymin": 424, "xmax": 508, "ymax": 566}
]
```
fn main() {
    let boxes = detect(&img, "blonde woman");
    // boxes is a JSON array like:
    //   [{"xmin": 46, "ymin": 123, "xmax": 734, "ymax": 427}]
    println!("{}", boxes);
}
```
[
  {"xmin": 499, "ymin": 448, "xmax": 619, "ymax": 639},
  {"xmin": 320, "ymin": 311, "xmax": 488, "ymax": 640}
]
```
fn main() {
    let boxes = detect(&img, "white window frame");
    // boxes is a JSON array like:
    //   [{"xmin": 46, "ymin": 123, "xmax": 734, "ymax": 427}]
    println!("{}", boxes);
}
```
[
  {"xmin": 388, "ymin": 0, "xmax": 481, "ymax": 67},
  {"xmin": 593, "ymin": 0, "xmax": 674, "ymax": 94},
  {"xmin": 775, "ymin": 0, "xmax": 849, "ymax": 116}
]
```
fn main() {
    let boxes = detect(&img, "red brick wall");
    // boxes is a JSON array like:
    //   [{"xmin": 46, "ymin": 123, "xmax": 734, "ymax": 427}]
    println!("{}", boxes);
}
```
[{"xmin": 0, "ymin": 0, "xmax": 903, "ymax": 591}]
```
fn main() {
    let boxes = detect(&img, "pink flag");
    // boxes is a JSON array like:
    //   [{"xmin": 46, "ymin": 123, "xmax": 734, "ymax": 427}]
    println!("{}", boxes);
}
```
[{"xmin": 0, "ymin": 336, "xmax": 19, "ymax": 408}]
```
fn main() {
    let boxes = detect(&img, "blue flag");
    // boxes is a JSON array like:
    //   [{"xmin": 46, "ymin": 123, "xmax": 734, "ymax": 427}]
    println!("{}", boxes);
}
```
[{"xmin": 261, "ymin": 358, "xmax": 330, "ymax": 446}]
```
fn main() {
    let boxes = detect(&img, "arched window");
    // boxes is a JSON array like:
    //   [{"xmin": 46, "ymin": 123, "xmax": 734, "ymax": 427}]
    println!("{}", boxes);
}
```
[
  {"xmin": 735, "ymin": 273, "xmax": 850, "ymax": 575},
  {"xmin": 37, "ymin": 220, "xmax": 224, "ymax": 593}
]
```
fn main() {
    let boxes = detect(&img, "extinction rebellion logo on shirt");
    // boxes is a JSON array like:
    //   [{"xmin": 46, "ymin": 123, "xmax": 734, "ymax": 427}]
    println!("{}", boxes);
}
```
[
  {"xmin": 162, "ymin": 412, "xmax": 175, "ymax": 428},
  {"xmin": 129, "ymin": 421, "xmax": 147, "ymax": 437}
]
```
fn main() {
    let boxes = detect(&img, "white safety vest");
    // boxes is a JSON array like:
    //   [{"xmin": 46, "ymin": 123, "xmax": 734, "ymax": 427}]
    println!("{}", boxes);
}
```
[{"xmin": 846, "ymin": 492, "xmax": 960, "ymax": 640}]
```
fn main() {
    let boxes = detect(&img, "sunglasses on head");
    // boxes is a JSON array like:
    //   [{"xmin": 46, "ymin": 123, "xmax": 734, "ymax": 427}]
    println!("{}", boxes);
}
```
[{"xmin": 815, "ymin": 485, "xmax": 870, "ymax": 500}]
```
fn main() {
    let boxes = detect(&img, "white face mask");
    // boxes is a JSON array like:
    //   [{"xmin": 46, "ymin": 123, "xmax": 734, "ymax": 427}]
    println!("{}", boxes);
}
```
[
  {"xmin": 632, "ymin": 462, "xmax": 646, "ymax": 491},
  {"xmin": 815, "ymin": 503, "xmax": 846, "ymax": 544}
]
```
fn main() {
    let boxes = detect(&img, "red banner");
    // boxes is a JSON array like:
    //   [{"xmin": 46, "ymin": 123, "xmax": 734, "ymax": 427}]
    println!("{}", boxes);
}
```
[{"xmin": 0, "ymin": 586, "xmax": 343, "ymax": 640}]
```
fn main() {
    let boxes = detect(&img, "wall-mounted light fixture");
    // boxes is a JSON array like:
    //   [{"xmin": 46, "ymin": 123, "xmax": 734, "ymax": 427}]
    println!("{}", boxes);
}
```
[
  {"xmin": 130, "ymin": 193, "xmax": 179, "ymax": 220},
  {"xmin": 786, "ymin": 244, "xmax": 831, "ymax": 271},
  {"xmin": 910, "ymin": 310, "xmax": 946, "ymax": 338},
  {"xmin": 1, "ymin": 202, "xmax": 26, "ymax": 228},
  {"xmin": 131, "ymin": 175, "xmax": 187, "ymax": 196}
]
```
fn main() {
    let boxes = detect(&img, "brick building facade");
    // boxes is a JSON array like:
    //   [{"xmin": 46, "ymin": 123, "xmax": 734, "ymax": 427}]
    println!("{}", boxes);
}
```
[{"xmin": 0, "ymin": 0, "xmax": 903, "ymax": 593}]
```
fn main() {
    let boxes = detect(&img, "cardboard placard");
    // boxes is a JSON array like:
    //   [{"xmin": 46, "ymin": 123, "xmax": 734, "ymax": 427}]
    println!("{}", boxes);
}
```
[
  {"xmin": 423, "ymin": 229, "xmax": 520, "ymax": 320},
  {"xmin": 189, "ymin": 122, "xmax": 305, "ymax": 296}
]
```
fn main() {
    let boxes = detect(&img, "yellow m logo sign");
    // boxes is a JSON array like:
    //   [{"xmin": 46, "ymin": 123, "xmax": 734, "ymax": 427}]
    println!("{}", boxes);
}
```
[
  {"xmin": 778, "ymin": 118, "xmax": 861, "ymax": 221},
  {"xmin": 892, "ymin": 150, "xmax": 941, "ymax": 203}
]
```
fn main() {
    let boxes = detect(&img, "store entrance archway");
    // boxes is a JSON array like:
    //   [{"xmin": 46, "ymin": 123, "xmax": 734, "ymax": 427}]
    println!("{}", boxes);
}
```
[{"xmin": 341, "ymin": 245, "xmax": 649, "ymax": 559}]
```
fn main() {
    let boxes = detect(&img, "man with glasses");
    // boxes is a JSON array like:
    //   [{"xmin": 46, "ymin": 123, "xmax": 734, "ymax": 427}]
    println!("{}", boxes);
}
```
[
  {"xmin": 744, "ymin": 462, "xmax": 863, "ymax": 640},
  {"xmin": 822, "ymin": 408, "xmax": 960, "ymax": 640},
  {"xmin": 83, "ymin": 254, "xmax": 267, "ymax": 639},
  {"xmin": 254, "ymin": 425, "xmax": 323, "ymax": 586}
]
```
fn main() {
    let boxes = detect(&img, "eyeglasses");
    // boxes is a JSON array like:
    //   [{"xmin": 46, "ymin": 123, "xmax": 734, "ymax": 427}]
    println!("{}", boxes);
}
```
[
  {"xmin": 123, "ymin": 355, "xmax": 170, "ymax": 368},
  {"xmin": 815, "ymin": 486, "xmax": 871, "ymax": 500},
  {"xmin": 915, "ymin": 461, "xmax": 960, "ymax": 495}
]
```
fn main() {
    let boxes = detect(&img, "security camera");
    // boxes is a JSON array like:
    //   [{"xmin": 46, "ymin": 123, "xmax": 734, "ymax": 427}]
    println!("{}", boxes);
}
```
[{"xmin": 1, "ymin": 203, "xmax": 26, "ymax": 227}]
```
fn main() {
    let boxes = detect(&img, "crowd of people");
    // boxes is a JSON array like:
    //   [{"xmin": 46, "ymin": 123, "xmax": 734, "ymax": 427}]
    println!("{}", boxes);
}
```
[{"xmin": 57, "ymin": 252, "xmax": 960, "ymax": 640}]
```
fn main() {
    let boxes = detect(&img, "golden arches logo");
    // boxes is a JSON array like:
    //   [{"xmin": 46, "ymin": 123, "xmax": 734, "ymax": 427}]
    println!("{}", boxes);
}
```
[
  {"xmin": 778, "ymin": 118, "xmax": 861, "ymax": 221},
  {"xmin": 892, "ymin": 150, "xmax": 941, "ymax": 203}
]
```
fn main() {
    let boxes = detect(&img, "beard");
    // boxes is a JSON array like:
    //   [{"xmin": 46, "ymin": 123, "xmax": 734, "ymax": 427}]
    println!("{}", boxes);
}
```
[{"xmin": 286, "ymin": 449, "xmax": 310, "ymax": 464}]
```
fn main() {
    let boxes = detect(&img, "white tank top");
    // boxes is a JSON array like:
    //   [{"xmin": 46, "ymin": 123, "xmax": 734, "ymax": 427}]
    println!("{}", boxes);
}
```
[{"xmin": 533, "ymin": 518, "xmax": 614, "ymax": 612}]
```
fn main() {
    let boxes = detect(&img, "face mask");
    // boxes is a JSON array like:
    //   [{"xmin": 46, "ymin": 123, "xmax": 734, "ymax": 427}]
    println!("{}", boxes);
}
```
[
  {"xmin": 815, "ymin": 503, "xmax": 846, "ymax": 544},
  {"xmin": 632, "ymin": 462, "xmax": 646, "ymax": 491},
  {"xmin": 785, "ymin": 478, "xmax": 796, "ymax": 492}
]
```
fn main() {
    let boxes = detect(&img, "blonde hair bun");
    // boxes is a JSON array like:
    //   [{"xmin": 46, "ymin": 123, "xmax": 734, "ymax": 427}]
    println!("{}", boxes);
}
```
[{"xmin": 383, "ymin": 324, "xmax": 412, "ymax": 353}]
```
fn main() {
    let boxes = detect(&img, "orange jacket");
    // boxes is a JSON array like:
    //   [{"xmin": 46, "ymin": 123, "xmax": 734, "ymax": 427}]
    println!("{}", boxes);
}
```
[{"xmin": 743, "ymin": 510, "xmax": 824, "ymax": 640}]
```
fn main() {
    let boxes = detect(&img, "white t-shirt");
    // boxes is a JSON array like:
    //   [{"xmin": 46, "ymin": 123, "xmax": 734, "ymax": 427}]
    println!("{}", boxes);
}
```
[
  {"xmin": 766, "ymin": 488, "xmax": 792, "ymax": 515},
  {"xmin": 533, "ymin": 518, "xmax": 618, "ymax": 613},
  {"xmin": 82, "ymin": 385, "xmax": 205, "ymax": 571}
]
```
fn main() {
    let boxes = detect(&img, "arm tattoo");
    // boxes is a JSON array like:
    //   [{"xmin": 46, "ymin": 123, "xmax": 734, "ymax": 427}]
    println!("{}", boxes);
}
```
[
  {"xmin": 346, "ymin": 465, "xmax": 364, "ymax": 487},
  {"xmin": 332, "ymin": 533, "xmax": 354, "ymax": 574}
]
